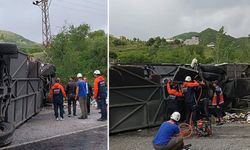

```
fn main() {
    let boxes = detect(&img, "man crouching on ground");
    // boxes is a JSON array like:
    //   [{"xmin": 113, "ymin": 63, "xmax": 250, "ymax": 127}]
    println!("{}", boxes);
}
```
[{"xmin": 152, "ymin": 112, "xmax": 184, "ymax": 150}]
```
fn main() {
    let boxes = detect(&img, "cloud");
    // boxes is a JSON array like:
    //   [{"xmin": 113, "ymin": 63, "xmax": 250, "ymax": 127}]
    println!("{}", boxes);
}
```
[
  {"xmin": 110, "ymin": 0, "xmax": 250, "ymax": 40},
  {"xmin": 0, "ymin": 0, "xmax": 107, "ymax": 43}
]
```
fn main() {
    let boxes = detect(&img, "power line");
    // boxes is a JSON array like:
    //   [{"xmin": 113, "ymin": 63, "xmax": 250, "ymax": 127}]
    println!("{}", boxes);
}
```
[
  {"xmin": 62, "ymin": 0, "xmax": 106, "ymax": 9},
  {"xmin": 82, "ymin": 0, "xmax": 106, "ymax": 7},
  {"xmin": 60, "ymin": 0, "xmax": 106, "ymax": 12},
  {"xmin": 55, "ymin": 1, "xmax": 106, "ymax": 17}
]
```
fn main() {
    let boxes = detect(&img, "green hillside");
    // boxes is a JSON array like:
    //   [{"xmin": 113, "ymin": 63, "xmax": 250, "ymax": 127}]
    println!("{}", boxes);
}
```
[
  {"xmin": 110, "ymin": 27, "xmax": 250, "ymax": 64},
  {"xmin": 173, "ymin": 32, "xmax": 199, "ymax": 40},
  {"xmin": 0, "ymin": 30, "xmax": 42, "ymax": 54}
]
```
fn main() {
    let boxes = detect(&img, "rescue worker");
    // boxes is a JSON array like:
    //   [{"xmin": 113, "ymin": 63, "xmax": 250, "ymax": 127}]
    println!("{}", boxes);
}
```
[
  {"xmin": 182, "ymin": 76, "xmax": 202, "ymax": 125},
  {"xmin": 75, "ymin": 73, "xmax": 88, "ymax": 119},
  {"xmin": 197, "ymin": 81, "xmax": 212, "ymax": 121},
  {"xmin": 152, "ymin": 112, "xmax": 184, "ymax": 150},
  {"xmin": 66, "ymin": 77, "xmax": 77, "ymax": 117},
  {"xmin": 212, "ymin": 81, "xmax": 224, "ymax": 125},
  {"xmin": 49, "ymin": 78, "xmax": 67, "ymax": 121},
  {"xmin": 93, "ymin": 70, "xmax": 107, "ymax": 121},
  {"xmin": 166, "ymin": 80, "xmax": 183, "ymax": 116}
]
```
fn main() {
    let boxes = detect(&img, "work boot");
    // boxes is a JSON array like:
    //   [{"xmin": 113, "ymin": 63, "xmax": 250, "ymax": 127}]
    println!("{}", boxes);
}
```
[
  {"xmin": 78, "ymin": 116, "xmax": 84, "ymax": 119},
  {"xmin": 97, "ymin": 118, "xmax": 106, "ymax": 121},
  {"xmin": 182, "ymin": 144, "xmax": 192, "ymax": 150}
]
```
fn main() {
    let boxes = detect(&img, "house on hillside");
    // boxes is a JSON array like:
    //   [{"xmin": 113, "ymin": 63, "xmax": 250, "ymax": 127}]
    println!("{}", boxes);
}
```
[
  {"xmin": 207, "ymin": 42, "xmax": 215, "ymax": 48},
  {"xmin": 166, "ymin": 38, "xmax": 183, "ymax": 44},
  {"xmin": 183, "ymin": 36, "xmax": 199, "ymax": 45},
  {"xmin": 166, "ymin": 38, "xmax": 175, "ymax": 43}
]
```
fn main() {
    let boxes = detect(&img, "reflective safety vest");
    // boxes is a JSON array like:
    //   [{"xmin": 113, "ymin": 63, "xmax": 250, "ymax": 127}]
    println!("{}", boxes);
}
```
[
  {"xmin": 182, "ymin": 81, "xmax": 199, "ymax": 105},
  {"xmin": 212, "ymin": 86, "xmax": 224, "ymax": 106},
  {"xmin": 49, "ymin": 83, "xmax": 66, "ymax": 104},
  {"xmin": 94, "ymin": 76, "xmax": 107, "ymax": 99}
]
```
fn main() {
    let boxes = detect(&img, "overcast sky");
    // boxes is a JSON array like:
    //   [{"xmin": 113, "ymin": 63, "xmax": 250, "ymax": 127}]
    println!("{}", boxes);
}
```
[
  {"xmin": 0, "ymin": 0, "xmax": 107, "ymax": 43},
  {"xmin": 110, "ymin": 0, "xmax": 250, "ymax": 40}
]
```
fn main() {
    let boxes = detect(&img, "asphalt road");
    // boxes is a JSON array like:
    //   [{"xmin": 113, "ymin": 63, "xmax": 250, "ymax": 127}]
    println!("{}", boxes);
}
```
[
  {"xmin": 4, "ymin": 127, "xmax": 107, "ymax": 150},
  {"xmin": 0, "ymin": 104, "xmax": 107, "ymax": 150},
  {"xmin": 110, "ymin": 123, "xmax": 250, "ymax": 150}
]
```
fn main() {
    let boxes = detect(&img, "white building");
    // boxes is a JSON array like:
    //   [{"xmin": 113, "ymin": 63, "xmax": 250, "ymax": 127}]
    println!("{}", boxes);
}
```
[
  {"xmin": 166, "ymin": 38, "xmax": 183, "ymax": 44},
  {"xmin": 166, "ymin": 38, "xmax": 175, "ymax": 43},
  {"xmin": 183, "ymin": 36, "xmax": 199, "ymax": 45},
  {"xmin": 207, "ymin": 42, "xmax": 215, "ymax": 48}
]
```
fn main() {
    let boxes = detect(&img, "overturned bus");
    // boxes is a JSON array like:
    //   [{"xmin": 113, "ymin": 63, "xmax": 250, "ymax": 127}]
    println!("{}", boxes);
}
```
[
  {"xmin": 109, "ymin": 63, "xmax": 250, "ymax": 133},
  {"xmin": 0, "ymin": 43, "xmax": 55, "ymax": 146}
]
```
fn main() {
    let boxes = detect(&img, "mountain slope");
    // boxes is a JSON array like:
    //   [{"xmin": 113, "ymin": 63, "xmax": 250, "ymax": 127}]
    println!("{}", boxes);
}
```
[
  {"xmin": 173, "ymin": 32, "xmax": 199, "ymax": 40},
  {"xmin": 0, "ymin": 30, "xmax": 42, "ymax": 54},
  {"xmin": 0, "ymin": 30, "xmax": 40, "ymax": 48}
]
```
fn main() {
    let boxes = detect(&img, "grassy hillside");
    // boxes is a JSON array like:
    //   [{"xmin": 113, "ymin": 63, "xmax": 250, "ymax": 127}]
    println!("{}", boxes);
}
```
[
  {"xmin": 173, "ymin": 32, "xmax": 199, "ymax": 40},
  {"xmin": 110, "ymin": 27, "xmax": 250, "ymax": 64},
  {"xmin": 0, "ymin": 30, "xmax": 42, "ymax": 54}
]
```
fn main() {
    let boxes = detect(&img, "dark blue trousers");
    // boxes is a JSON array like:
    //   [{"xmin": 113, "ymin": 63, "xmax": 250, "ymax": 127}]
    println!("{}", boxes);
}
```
[
  {"xmin": 54, "ymin": 102, "xmax": 64, "ymax": 118},
  {"xmin": 98, "ymin": 98, "xmax": 107, "ymax": 119}
]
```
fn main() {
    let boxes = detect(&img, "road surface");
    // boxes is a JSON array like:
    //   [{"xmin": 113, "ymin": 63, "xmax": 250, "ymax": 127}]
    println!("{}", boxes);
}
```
[
  {"xmin": 1, "ymin": 104, "xmax": 107, "ymax": 150},
  {"xmin": 110, "ymin": 123, "xmax": 250, "ymax": 150}
]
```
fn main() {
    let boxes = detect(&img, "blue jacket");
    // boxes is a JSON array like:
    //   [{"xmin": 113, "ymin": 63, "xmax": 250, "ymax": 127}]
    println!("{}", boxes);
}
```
[{"xmin": 153, "ymin": 121, "xmax": 180, "ymax": 145}]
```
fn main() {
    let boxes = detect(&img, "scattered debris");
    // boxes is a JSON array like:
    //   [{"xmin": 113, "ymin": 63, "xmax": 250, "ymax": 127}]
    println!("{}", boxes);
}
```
[
  {"xmin": 247, "ymin": 113, "xmax": 250, "ymax": 123},
  {"xmin": 223, "ymin": 112, "xmax": 250, "ymax": 123}
]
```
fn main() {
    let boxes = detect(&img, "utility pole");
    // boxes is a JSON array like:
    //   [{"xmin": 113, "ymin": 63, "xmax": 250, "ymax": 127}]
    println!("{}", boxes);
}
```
[{"xmin": 33, "ymin": 0, "xmax": 51, "ymax": 48}]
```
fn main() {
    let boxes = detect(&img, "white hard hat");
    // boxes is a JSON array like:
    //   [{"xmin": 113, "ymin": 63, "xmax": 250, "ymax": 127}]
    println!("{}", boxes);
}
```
[
  {"xmin": 170, "ymin": 112, "xmax": 181, "ymax": 122},
  {"xmin": 94, "ymin": 70, "xmax": 101, "ymax": 75},
  {"xmin": 77, "ymin": 73, "xmax": 82, "ymax": 78},
  {"xmin": 185, "ymin": 76, "xmax": 192, "ymax": 82}
]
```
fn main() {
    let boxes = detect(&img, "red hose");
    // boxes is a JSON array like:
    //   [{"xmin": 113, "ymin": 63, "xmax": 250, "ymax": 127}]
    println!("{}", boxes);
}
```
[{"xmin": 178, "ymin": 112, "xmax": 193, "ymax": 138}]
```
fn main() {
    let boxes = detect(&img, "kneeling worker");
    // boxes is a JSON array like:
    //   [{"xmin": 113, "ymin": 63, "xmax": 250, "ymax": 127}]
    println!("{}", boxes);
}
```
[{"xmin": 152, "ymin": 112, "xmax": 184, "ymax": 150}]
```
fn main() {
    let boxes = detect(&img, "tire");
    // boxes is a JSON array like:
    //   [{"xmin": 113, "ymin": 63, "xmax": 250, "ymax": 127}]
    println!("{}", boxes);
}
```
[
  {"xmin": 0, "ymin": 122, "xmax": 15, "ymax": 147},
  {"xmin": 0, "ymin": 43, "xmax": 18, "ymax": 55}
]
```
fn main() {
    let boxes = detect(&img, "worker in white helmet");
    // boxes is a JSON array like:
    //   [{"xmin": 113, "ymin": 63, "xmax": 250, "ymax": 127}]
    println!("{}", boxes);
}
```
[
  {"xmin": 182, "ymin": 76, "xmax": 203, "ymax": 125},
  {"xmin": 75, "ymin": 73, "xmax": 88, "ymax": 119},
  {"xmin": 152, "ymin": 112, "xmax": 184, "ymax": 150},
  {"xmin": 93, "ymin": 70, "xmax": 107, "ymax": 121}
]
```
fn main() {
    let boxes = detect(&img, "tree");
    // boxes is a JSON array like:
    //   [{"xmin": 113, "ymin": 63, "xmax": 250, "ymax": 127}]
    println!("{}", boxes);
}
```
[
  {"xmin": 146, "ymin": 38, "xmax": 155, "ymax": 46},
  {"xmin": 47, "ymin": 24, "xmax": 107, "ymax": 84},
  {"xmin": 0, "ymin": 34, "xmax": 4, "ymax": 40},
  {"xmin": 110, "ymin": 51, "xmax": 118, "ymax": 59},
  {"xmin": 214, "ymin": 26, "xmax": 225, "ymax": 63}
]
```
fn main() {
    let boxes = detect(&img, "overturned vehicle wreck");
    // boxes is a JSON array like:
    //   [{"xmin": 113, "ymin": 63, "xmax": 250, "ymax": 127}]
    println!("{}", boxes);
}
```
[
  {"xmin": 0, "ymin": 43, "xmax": 55, "ymax": 147},
  {"xmin": 109, "ymin": 63, "xmax": 250, "ymax": 133}
]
